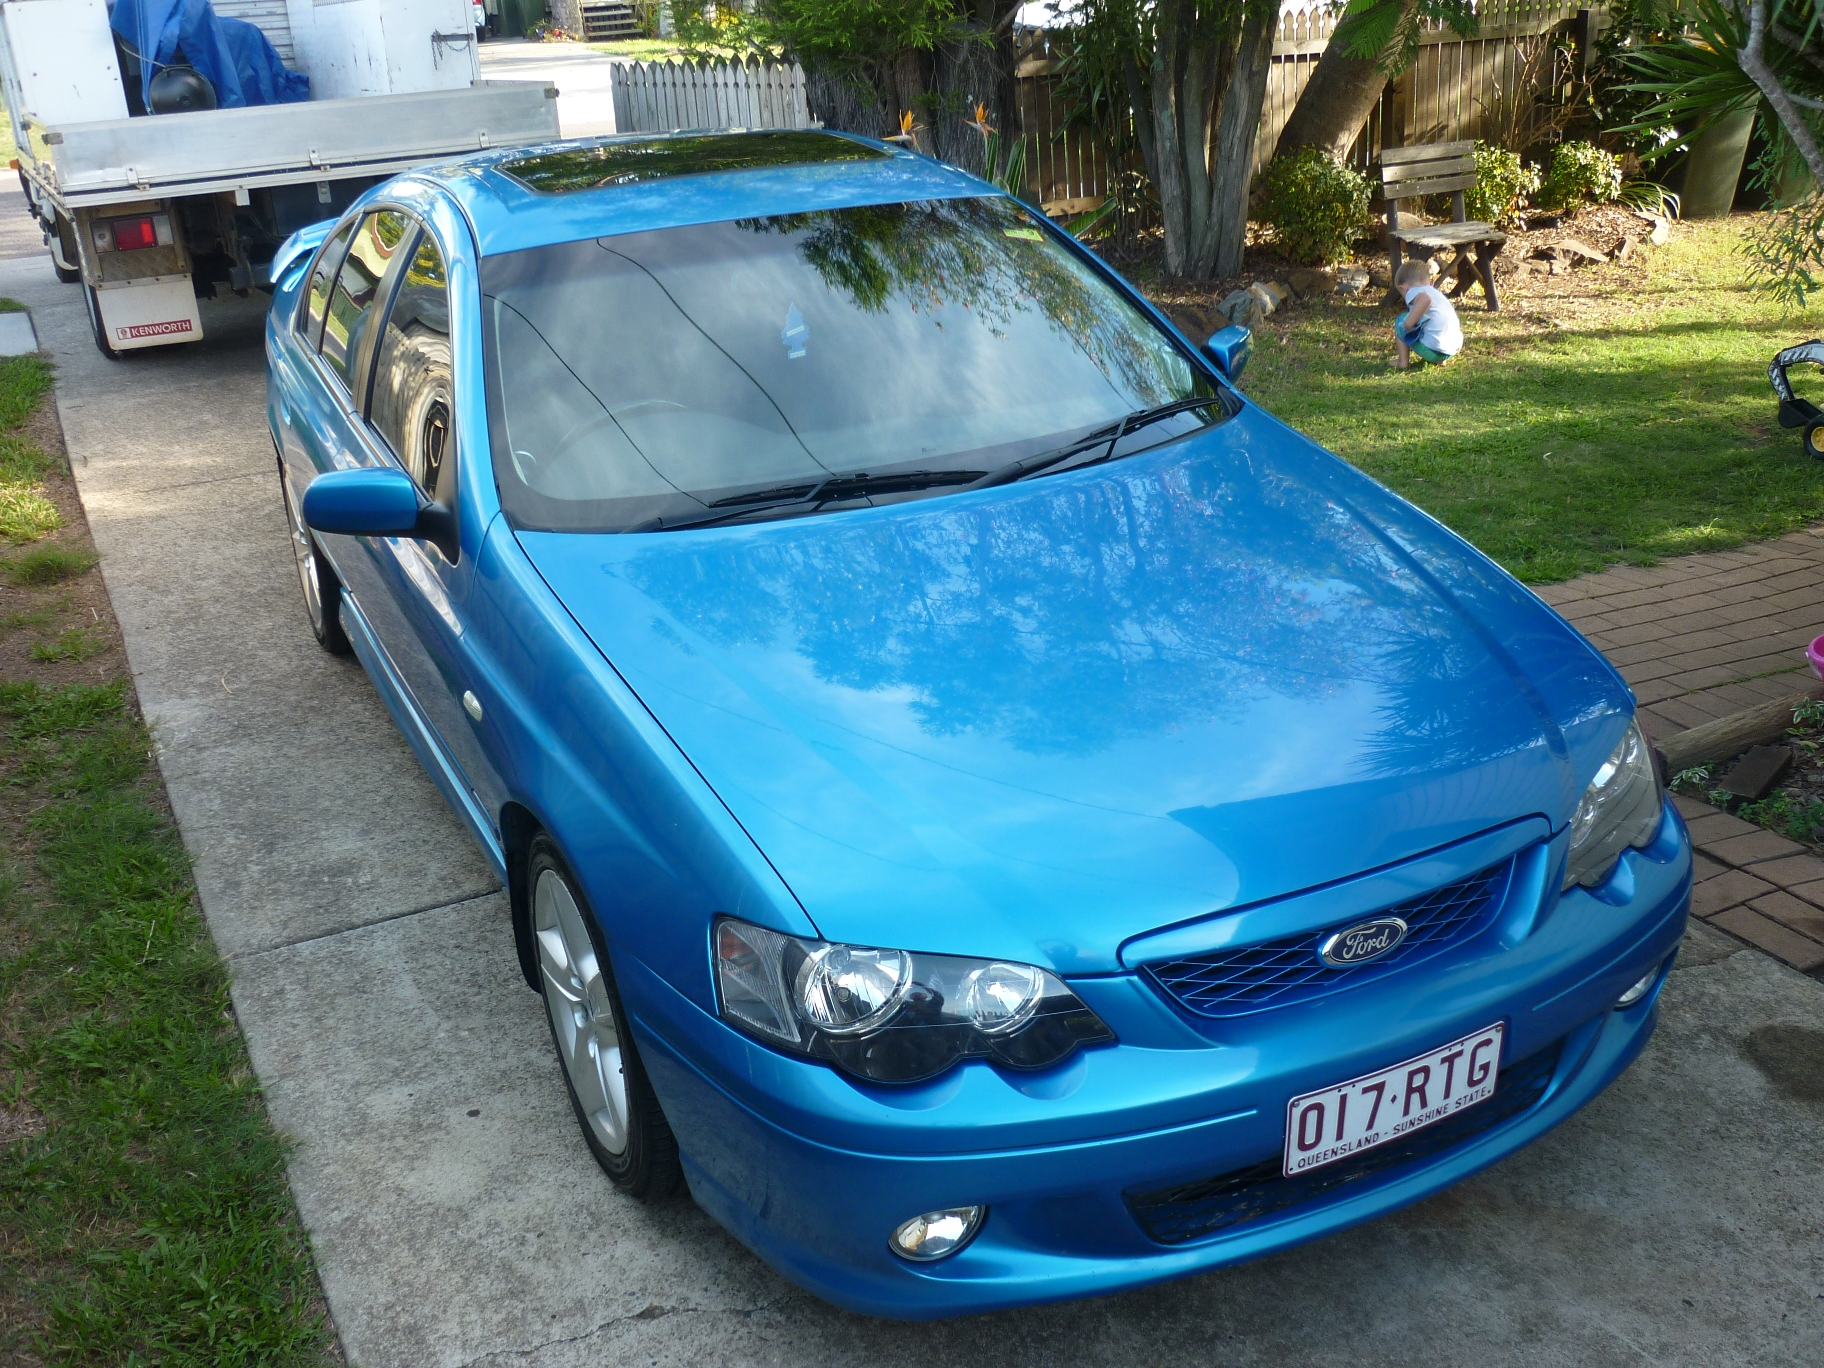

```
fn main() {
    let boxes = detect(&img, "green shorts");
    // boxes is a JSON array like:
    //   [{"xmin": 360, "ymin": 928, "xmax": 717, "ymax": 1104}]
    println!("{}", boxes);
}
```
[{"xmin": 1394, "ymin": 313, "xmax": 1453, "ymax": 365}]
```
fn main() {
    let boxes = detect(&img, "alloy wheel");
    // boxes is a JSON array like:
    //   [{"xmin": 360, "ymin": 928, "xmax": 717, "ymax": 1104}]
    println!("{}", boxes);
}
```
[
  {"xmin": 284, "ymin": 479, "xmax": 328, "ymax": 637},
  {"xmin": 278, "ymin": 467, "xmax": 349, "ymax": 655},
  {"xmin": 534, "ymin": 867, "xmax": 630, "ymax": 1157}
]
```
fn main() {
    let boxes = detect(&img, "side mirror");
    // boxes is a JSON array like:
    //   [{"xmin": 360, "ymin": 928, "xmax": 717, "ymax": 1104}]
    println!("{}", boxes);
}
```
[
  {"xmin": 1203, "ymin": 325, "xmax": 1252, "ymax": 382},
  {"xmin": 301, "ymin": 467, "xmax": 457, "ymax": 561},
  {"xmin": 268, "ymin": 217, "xmax": 337, "ymax": 288}
]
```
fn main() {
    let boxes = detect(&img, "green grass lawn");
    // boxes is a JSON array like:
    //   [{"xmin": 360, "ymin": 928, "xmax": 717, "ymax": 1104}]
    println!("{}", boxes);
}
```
[
  {"xmin": 587, "ymin": 37, "xmax": 705, "ymax": 61},
  {"xmin": 0, "ymin": 304, "xmax": 334, "ymax": 1365},
  {"xmin": 0, "ymin": 354, "xmax": 58, "ymax": 546},
  {"xmin": 1238, "ymin": 217, "xmax": 1824, "ymax": 584},
  {"xmin": 0, "ymin": 684, "xmax": 329, "ymax": 1366}
]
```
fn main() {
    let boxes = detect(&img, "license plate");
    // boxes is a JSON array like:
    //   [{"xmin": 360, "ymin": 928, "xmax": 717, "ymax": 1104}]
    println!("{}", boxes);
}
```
[{"xmin": 1282, "ymin": 1022, "xmax": 1505, "ymax": 1178}]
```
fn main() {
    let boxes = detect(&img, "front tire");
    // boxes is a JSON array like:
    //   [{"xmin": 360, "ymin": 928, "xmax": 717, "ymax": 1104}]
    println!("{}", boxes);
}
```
[
  {"xmin": 529, "ymin": 835, "xmax": 682, "ymax": 1199},
  {"xmin": 279, "ymin": 463, "xmax": 350, "ymax": 654}
]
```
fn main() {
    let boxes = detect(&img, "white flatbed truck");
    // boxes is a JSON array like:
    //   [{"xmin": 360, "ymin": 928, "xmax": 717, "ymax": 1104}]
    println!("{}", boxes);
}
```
[{"xmin": 0, "ymin": 0, "xmax": 559, "ymax": 356}]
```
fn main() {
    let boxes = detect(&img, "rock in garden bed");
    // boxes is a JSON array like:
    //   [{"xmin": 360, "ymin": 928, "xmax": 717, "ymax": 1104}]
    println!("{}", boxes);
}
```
[{"xmin": 1675, "ymin": 700, "xmax": 1824, "ymax": 850}]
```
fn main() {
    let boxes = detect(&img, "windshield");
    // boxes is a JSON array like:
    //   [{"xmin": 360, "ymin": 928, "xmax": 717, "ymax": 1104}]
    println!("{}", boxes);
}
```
[{"xmin": 480, "ymin": 196, "xmax": 1231, "ymax": 533}]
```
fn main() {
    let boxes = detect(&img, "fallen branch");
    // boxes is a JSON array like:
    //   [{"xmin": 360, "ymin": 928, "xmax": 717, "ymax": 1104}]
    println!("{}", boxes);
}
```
[{"xmin": 1657, "ymin": 687, "xmax": 1824, "ymax": 774}]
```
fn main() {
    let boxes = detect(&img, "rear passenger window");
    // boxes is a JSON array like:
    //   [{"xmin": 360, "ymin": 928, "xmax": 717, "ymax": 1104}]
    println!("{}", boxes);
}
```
[
  {"xmin": 321, "ymin": 210, "xmax": 409, "ymax": 393},
  {"xmin": 301, "ymin": 219, "xmax": 355, "ymax": 347},
  {"xmin": 369, "ymin": 232, "xmax": 454, "ymax": 501}
]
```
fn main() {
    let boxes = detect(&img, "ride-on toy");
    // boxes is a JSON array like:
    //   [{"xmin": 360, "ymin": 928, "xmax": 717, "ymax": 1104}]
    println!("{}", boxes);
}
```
[{"xmin": 1769, "ymin": 340, "xmax": 1824, "ymax": 456}]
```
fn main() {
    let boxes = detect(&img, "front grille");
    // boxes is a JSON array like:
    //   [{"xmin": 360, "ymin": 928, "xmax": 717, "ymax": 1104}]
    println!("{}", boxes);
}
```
[
  {"xmin": 1142, "ymin": 856, "xmax": 1515, "ymax": 1019},
  {"xmin": 1127, "ymin": 1039, "xmax": 1563, "ymax": 1246}
]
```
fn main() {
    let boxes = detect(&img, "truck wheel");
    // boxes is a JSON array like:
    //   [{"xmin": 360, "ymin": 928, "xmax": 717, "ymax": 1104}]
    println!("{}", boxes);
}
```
[
  {"xmin": 48, "ymin": 213, "xmax": 79, "ymax": 284},
  {"xmin": 81, "ymin": 284, "xmax": 120, "ymax": 360}
]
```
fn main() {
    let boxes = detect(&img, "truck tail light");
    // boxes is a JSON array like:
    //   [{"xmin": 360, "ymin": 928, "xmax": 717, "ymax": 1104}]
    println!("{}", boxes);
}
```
[{"xmin": 91, "ymin": 213, "xmax": 174, "ymax": 253}]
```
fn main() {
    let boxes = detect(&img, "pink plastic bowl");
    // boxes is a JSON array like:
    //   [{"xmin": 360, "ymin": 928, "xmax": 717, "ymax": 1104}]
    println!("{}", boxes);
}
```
[{"xmin": 1809, "ymin": 634, "xmax": 1824, "ymax": 681}]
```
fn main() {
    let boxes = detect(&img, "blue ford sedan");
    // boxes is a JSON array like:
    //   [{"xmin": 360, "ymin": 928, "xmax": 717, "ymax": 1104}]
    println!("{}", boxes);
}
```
[{"xmin": 265, "ymin": 130, "xmax": 1690, "ymax": 1318}]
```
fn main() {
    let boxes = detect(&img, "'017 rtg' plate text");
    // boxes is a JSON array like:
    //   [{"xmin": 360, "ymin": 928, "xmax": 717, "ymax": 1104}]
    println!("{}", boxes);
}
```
[{"xmin": 1282, "ymin": 1022, "xmax": 1504, "ymax": 1177}]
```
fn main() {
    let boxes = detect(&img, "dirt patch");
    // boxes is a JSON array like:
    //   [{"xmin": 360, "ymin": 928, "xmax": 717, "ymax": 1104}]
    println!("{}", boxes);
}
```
[{"xmin": 0, "ymin": 1102, "xmax": 45, "ymax": 1145}]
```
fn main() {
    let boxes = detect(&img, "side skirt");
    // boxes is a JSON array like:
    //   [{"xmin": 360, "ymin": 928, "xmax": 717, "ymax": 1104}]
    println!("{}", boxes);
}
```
[{"xmin": 338, "ymin": 588, "xmax": 509, "ymax": 885}]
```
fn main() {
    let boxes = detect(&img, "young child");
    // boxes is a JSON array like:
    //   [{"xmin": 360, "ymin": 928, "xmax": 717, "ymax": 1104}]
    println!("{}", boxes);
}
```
[{"xmin": 1392, "ymin": 259, "xmax": 1464, "ymax": 370}]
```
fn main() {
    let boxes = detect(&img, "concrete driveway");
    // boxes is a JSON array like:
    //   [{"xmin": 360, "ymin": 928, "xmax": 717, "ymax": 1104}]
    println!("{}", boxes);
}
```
[{"xmin": 3, "ymin": 208, "xmax": 1821, "ymax": 1366}]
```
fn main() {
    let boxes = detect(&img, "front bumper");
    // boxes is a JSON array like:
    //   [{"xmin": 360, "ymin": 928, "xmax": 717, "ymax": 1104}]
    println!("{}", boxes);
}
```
[{"xmin": 626, "ymin": 809, "xmax": 1690, "ymax": 1319}]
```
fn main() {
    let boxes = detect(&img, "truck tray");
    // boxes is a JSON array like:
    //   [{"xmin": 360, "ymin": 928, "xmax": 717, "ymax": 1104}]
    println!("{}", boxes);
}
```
[{"xmin": 30, "ymin": 80, "xmax": 560, "ymax": 208}]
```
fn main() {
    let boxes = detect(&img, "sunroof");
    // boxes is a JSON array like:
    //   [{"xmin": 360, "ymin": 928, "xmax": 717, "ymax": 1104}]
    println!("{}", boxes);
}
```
[{"xmin": 499, "ymin": 131, "xmax": 892, "ymax": 193}]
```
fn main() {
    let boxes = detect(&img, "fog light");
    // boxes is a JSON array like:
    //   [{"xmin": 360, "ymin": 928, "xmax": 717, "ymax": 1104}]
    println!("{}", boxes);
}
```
[
  {"xmin": 889, "ymin": 1206, "xmax": 983, "ymax": 1261},
  {"xmin": 1616, "ymin": 964, "xmax": 1660, "ymax": 1008}
]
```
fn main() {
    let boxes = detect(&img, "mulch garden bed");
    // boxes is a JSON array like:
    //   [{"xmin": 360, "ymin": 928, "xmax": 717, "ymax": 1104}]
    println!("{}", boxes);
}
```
[{"xmin": 1115, "ymin": 200, "xmax": 1683, "ymax": 346}]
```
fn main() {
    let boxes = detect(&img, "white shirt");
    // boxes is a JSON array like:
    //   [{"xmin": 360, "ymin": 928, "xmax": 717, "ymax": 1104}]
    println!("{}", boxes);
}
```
[{"xmin": 1403, "ymin": 284, "xmax": 1464, "ymax": 357}]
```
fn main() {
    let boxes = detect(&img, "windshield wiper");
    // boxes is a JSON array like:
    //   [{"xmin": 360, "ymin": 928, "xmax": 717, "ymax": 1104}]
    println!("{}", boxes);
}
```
[
  {"xmin": 966, "ymin": 395, "xmax": 1223, "ymax": 491},
  {"xmin": 634, "ymin": 468, "xmax": 987, "ymax": 532},
  {"xmin": 627, "ymin": 397, "xmax": 1220, "ymax": 532}
]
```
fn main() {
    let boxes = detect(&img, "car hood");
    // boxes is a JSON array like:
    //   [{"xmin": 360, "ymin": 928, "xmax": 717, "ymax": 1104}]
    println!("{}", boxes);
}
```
[{"xmin": 517, "ymin": 408, "xmax": 1631, "ymax": 973}]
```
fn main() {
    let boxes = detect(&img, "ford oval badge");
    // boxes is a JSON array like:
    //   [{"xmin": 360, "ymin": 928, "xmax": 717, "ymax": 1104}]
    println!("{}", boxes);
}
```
[{"xmin": 1318, "ymin": 917, "xmax": 1409, "ymax": 968}]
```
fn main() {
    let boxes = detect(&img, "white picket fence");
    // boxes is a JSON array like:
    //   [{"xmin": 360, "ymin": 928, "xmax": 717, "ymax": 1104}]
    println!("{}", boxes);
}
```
[{"xmin": 610, "ymin": 59, "xmax": 812, "ymax": 133}]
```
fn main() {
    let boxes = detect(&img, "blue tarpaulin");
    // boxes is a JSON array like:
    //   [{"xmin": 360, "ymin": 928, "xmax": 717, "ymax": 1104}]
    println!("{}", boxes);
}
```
[{"xmin": 110, "ymin": 0, "xmax": 309, "ymax": 110}]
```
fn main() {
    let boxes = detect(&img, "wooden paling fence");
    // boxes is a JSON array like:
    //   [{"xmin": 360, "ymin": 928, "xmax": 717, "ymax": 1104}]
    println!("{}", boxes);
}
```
[
  {"xmin": 1017, "ymin": 0, "xmax": 1607, "ymax": 212},
  {"xmin": 610, "ymin": 58, "xmax": 812, "ymax": 134},
  {"xmin": 1012, "ymin": 31, "xmax": 1112, "ymax": 215}
]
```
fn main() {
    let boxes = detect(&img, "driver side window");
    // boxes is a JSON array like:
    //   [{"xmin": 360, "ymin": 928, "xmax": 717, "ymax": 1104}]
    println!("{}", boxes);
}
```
[{"xmin": 369, "ymin": 229, "xmax": 454, "ymax": 505}]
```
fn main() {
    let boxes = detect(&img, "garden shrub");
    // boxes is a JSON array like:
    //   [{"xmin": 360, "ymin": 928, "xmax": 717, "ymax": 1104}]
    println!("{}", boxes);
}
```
[
  {"xmin": 1465, "ymin": 141, "xmax": 1543, "ymax": 225},
  {"xmin": 1542, "ymin": 140, "xmax": 1623, "ymax": 209},
  {"xmin": 1256, "ymin": 149, "xmax": 1375, "ymax": 266}
]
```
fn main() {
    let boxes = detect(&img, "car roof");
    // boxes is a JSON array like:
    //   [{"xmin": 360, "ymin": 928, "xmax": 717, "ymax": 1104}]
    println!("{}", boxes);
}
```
[{"xmin": 409, "ymin": 129, "xmax": 992, "ymax": 258}]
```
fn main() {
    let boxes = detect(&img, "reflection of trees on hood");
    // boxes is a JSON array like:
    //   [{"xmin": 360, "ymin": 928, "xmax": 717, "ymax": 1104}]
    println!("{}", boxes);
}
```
[
  {"xmin": 737, "ymin": 199, "xmax": 1189, "ymax": 408},
  {"xmin": 1358, "ymin": 625, "xmax": 1546, "ymax": 779},
  {"xmin": 625, "ymin": 447, "xmax": 1526, "ymax": 759}
]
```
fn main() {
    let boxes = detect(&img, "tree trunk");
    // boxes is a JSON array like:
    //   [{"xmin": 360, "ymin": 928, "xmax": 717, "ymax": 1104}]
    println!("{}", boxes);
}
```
[
  {"xmin": 1128, "ymin": 0, "xmax": 1282, "ymax": 280},
  {"xmin": 1145, "ymin": 24, "xmax": 1194, "ymax": 276},
  {"xmin": 887, "ymin": 48, "xmax": 931, "ymax": 130},
  {"xmin": 805, "ymin": 67, "xmax": 892, "ymax": 139},
  {"xmin": 1205, "ymin": 1, "xmax": 1276, "ymax": 276},
  {"xmin": 932, "ymin": 9, "xmax": 1018, "ymax": 177},
  {"xmin": 1272, "ymin": 0, "xmax": 1416, "ymax": 161}
]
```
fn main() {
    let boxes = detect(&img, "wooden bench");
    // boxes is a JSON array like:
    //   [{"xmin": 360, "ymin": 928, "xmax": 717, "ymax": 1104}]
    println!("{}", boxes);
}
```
[{"xmin": 1380, "ymin": 140, "xmax": 1507, "ymax": 312}]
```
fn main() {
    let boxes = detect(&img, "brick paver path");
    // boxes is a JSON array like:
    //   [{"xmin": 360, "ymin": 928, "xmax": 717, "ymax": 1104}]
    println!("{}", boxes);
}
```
[
  {"xmin": 1532, "ymin": 530, "xmax": 1824, "ymax": 976},
  {"xmin": 1672, "ymin": 793, "xmax": 1824, "ymax": 972},
  {"xmin": 1533, "ymin": 527, "xmax": 1824, "ymax": 740}
]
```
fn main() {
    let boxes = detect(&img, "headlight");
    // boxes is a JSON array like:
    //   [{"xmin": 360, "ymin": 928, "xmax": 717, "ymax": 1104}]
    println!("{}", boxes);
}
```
[
  {"xmin": 1563, "ymin": 718, "xmax": 1662, "ymax": 890},
  {"xmin": 713, "ymin": 918, "xmax": 1115, "ymax": 1084}
]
